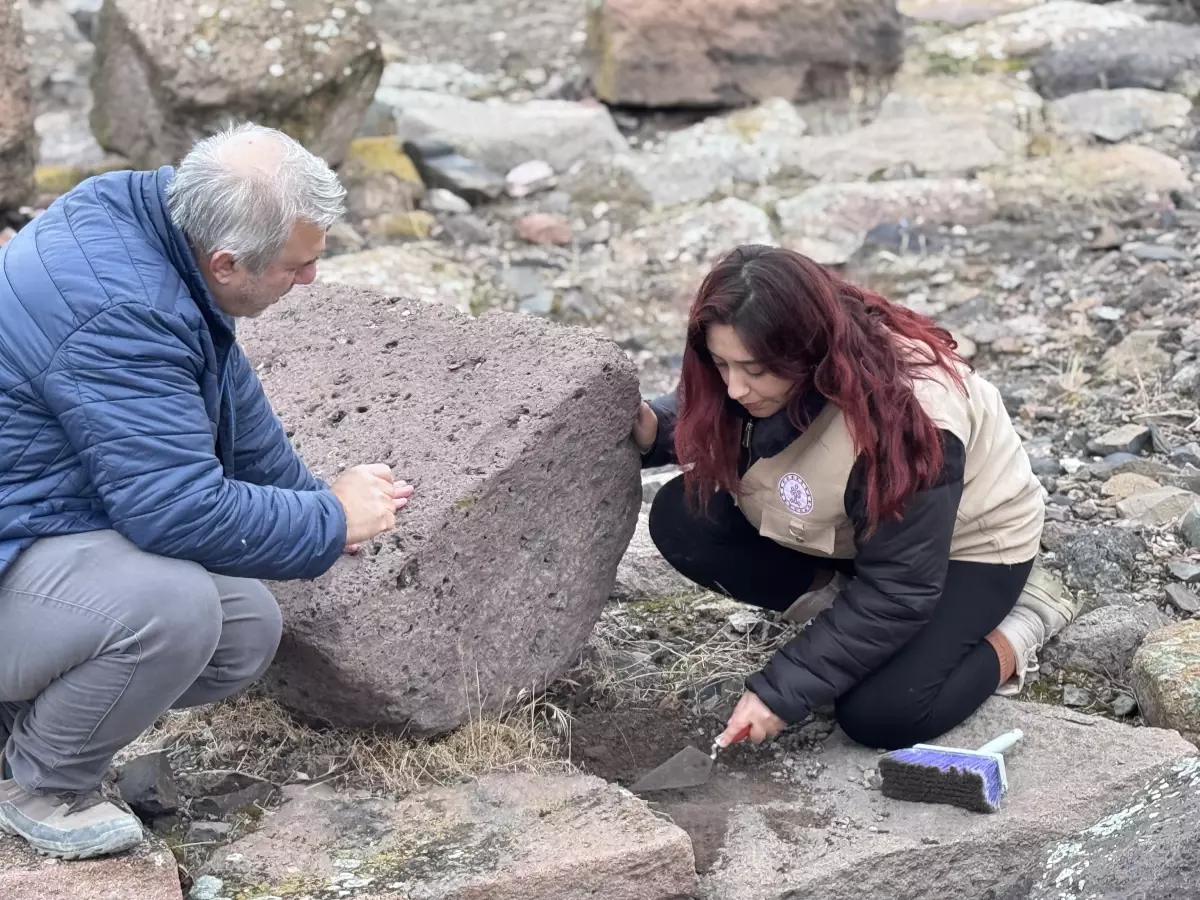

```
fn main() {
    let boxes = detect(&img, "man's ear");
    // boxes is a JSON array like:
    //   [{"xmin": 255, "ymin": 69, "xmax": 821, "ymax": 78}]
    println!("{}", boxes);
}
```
[{"xmin": 208, "ymin": 249, "xmax": 240, "ymax": 284}]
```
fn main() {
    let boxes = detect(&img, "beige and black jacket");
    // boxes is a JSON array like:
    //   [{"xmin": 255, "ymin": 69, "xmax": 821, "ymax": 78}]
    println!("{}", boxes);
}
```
[{"xmin": 642, "ymin": 358, "xmax": 1045, "ymax": 723}]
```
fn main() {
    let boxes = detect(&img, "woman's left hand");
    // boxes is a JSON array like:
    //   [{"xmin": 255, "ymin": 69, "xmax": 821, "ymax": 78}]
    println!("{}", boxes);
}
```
[{"xmin": 718, "ymin": 691, "xmax": 786, "ymax": 747}]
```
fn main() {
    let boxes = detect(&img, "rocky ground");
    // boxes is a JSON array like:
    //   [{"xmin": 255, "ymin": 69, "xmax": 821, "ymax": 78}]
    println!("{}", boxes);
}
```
[{"xmin": 5, "ymin": 0, "xmax": 1200, "ymax": 898}]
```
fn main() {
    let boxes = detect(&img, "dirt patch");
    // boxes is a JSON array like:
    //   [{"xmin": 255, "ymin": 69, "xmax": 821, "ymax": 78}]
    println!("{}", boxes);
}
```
[{"xmin": 569, "ymin": 706, "xmax": 789, "ymax": 872}]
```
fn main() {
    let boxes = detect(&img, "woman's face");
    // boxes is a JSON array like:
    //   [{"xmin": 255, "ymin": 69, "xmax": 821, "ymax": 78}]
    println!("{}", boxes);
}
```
[{"xmin": 706, "ymin": 324, "xmax": 794, "ymax": 418}]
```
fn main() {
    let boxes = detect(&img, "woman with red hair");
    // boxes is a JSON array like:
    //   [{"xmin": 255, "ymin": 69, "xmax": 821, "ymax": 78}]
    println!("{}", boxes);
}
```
[{"xmin": 633, "ymin": 245, "xmax": 1078, "ymax": 752}]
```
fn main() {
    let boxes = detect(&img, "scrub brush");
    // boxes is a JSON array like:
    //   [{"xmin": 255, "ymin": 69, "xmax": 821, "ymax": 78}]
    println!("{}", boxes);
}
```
[{"xmin": 877, "ymin": 729, "xmax": 1024, "ymax": 813}]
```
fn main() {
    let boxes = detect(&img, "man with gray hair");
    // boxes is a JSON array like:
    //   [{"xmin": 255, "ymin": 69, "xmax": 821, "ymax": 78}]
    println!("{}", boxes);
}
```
[{"xmin": 0, "ymin": 123, "xmax": 412, "ymax": 859}]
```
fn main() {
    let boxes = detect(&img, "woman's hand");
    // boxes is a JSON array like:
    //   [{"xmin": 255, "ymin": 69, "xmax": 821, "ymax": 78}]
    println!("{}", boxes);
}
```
[
  {"xmin": 717, "ymin": 691, "xmax": 786, "ymax": 747},
  {"xmin": 631, "ymin": 400, "xmax": 659, "ymax": 453}
]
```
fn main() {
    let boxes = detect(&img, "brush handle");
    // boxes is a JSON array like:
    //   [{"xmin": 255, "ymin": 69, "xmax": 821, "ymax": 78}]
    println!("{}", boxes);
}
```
[{"xmin": 977, "ymin": 728, "xmax": 1023, "ymax": 755}]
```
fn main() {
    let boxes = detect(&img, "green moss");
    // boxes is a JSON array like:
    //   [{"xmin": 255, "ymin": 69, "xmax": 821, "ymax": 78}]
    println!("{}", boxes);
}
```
[
  {"xmin": 344, "ymin": 137, "xmax": 423, "ymax": 184},
  {"xmin": 924, "ymin": 52, "xmax": 1030, "ymax": 77},
  {"xmin": 454, "ymin": 496, "xmax": 476, "ymax": 510}
]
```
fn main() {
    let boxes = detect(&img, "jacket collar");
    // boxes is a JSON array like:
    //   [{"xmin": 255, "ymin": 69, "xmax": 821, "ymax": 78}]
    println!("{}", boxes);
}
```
[{"xmin": 741, "ymin": 388, "xmax": 828, "ymax": 462}]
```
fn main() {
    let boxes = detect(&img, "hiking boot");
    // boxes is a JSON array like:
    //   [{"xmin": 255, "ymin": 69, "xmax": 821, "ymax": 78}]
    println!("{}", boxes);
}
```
[
  {"xmin": 995, "ymin": 563, "xmax": 1079, "ymax": 697},
  {"xmin": 0, "ymin": 753, "xmax": 144, "ymax": 860}
]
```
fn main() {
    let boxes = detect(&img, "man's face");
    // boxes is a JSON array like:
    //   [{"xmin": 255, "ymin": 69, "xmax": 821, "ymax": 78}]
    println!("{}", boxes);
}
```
[{"xmin": 205, "ymin": 220, "xmax": 325, "ymax": 318}]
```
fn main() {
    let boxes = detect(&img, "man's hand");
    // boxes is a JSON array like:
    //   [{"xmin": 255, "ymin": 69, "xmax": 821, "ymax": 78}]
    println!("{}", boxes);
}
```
[
  {"xmin": 632, "ymin": 400, "xmax": 659, "ymax": 453},
  {"xmin": 718, "ymin": 691, "xmax": 786, "ymax": 747},
  {"xmin": 331, "ymin": 464, "xmax": 414, "ymax": 551}
]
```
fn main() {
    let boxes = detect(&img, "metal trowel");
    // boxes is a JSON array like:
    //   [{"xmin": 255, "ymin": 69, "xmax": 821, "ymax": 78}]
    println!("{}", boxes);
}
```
[{"xmin": 629, "ymin": 725, "xmax": 751, "ymax": 793}]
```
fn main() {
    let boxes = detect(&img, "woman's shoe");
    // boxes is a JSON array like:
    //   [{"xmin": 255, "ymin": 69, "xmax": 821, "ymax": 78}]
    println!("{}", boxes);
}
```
[{"xmin": 995, "ymin": 564, "xmax": 1078, "ymax": 697}]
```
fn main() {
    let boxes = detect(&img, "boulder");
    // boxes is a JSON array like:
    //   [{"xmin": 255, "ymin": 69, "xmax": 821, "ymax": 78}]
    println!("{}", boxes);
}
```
[
  {"xmin": 1056, "ymin": 526, "xmax": 1146, "ymax": 591},
  {"xmin": 875, "ymin": 71, "xmax": 1045, "ymax": 124},
  {"xmin": 776, "ymin": 179, "xmax": 997, "ymax": 266},
  {"xmin": 1116, "ymin": 487, "xmax": 1198, "ymax": 527},
  {"xmin": 89, "ymin": 0, "xmax": 384, "ymax": 170},
  {"xmin": 612, "ymin": 198, "xmax": 776, "ymax": 270},
  {"xmin": 339, "ymin": 136, "xmax": 425, "ymax": 224},
  {"xmin": 1031, "ymin": 21, "xmax": 1200, "ymax": 98},
  {"xmin": 236, "ymin": 283, "xmax": 642, "ymax": 735},
  {"xmin": 1182, "ymin": 501, "xmax": 1200, "ymax": 548},
  {"xmin": 18, "ymin": 0, "xmax": 95, "ymax": 114},
  {"xmin": 315, "ymin": 243, "xmax": 483, "ymax": 316},
  {"xmin": 0, "ymin": 831, "xmax": 182, "ymax": 899},
  {"xmin": 1100, "ymin": 327, "xmax": 1173, "ymax": 380},
  {"xmin": 615, "ymin": 98, "xmax": 809, "ymax": 209},
  {"xmin": 585, "ymin": 0, "xmax": 905, "ymax": 108},
  {"xmin": 1133, "ymin": 620, "xmax": 1200, "ymax": 744},
  {"xmin": 981, "ymin": 145, "xmax": 1189, "ymax": 211},
  {"xmin": 0, "ymin": 0, "xmax": 36, "ymax": 213},
  {"xmin": 700, "ymin": 697, "xmax": 1194, "ymax": 900},
  {"xmin": 789, "ymin": 114, "xmax": 1029, "ymax": 181},
  {"xmin": 1087, "ymin": 423, "xmax": 1152, "ymax": 456},
  {"xmin": 898, "ymin": 0, "xmax": 1045, "ymax": 27},
  {"xmin": 995, "ymin": 756, "xmax": 1200, "ymax": 900},
  {"xmin": 1047, "ymin": 87, "xmax": 1193, "ymax": 142},
  {"xmin": 376, "ymin": 89, "xmax": 629, "ymax": 175},
  {"xmin": 1044, "ymin": 603, "xmax": 1173, "ymax": 677},
  {"xmin": 1100, "ymin": 472, "xmax": 1160, "ymax": 500},
  {"xmin": 201, "ymin": 774, "xmax": 698, "ymax": 900},
  {"xmin": 927, "ymin": 1, "xmax": 1147, "ymax": 60}
]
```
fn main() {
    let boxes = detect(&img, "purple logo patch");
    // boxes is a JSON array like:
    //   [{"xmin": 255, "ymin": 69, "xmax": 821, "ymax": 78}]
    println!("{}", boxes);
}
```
[{"xmin": 778, "ymin": 473, "xmax": 813, "ymax": 515}]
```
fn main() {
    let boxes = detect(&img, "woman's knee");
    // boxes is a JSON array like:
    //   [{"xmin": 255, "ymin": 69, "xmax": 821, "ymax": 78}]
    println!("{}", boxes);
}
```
[
  {"xmin": 647, "ymin": 474, "xmax": 689, "ymax": 561},
  {"xmin": 835, "ymin": 683, "xmax": 934, "ymax": 751}
]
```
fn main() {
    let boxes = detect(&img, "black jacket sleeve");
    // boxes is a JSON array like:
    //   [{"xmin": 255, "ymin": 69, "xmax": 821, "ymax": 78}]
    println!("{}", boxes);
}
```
[
  {"xmin": 746, "ymin": 431, "xmax": 967, "ymax": 724},
  {"xmin": 640, "ymin": 389, "xmax": 680, "ymax": 469}
]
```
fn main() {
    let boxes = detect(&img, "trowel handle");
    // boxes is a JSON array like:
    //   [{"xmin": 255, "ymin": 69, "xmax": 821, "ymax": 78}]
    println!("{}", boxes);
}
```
[
  {"xmin": 977, "ymin": 729, "xmax": 1023, "ymax": 755},
  {"xmin": 712, "ymin": 725, "xmax": 752, "ymax": 757}
]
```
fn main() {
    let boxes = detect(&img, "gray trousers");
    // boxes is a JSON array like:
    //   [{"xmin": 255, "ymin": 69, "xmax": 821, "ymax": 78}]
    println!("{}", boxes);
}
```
[{"xmin": 0, "ymin": 530, "xmax": 282, "ymax": 794}]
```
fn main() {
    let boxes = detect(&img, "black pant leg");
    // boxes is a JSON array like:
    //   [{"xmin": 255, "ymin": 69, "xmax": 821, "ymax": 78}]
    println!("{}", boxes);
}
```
[
  {"xmin": 648, "ymin": 474, "xmax": 837, "ymax": 612},
  {"xmin": 834, "ymin": 558, "xmax": 1034, "ymax": 750}
]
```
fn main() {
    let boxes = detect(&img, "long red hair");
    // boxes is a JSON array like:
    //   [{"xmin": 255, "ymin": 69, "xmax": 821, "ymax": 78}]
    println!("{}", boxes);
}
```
[{"xmin": 674, "ymin": 245, "xmax": 970, "ymax": 535}]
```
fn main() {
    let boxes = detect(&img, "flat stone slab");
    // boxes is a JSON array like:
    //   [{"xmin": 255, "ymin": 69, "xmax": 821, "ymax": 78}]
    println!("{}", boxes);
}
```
[
  {"xmin": 995, "ymin": 755, "xmax": 1200, "ymax": 899},
  {"xmin": 201, "ymin": 773, "xmax": 698, "ymax": 900},
  {"xmin": 0, "ymin": 832, "xmax": 182, "ymax": 900},
  {"xmin": 700, "ymin": 697, "xmax": 1195, "ymax": 900},
  {"xmin": 238, "ymin": 284, "xmax": 642, "ymax": 737}
]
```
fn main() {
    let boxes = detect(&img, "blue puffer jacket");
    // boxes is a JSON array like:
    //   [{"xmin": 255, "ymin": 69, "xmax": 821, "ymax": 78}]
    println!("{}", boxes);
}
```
[{"xmin": 0, "ymin": 167, "xmax": 347, "ymax": 581}]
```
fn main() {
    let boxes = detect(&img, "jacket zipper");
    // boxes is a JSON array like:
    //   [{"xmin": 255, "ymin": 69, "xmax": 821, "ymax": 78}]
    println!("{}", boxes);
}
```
[{"xmin": 743, "ymin": 419, "xmax": 753, "ymax": 449}]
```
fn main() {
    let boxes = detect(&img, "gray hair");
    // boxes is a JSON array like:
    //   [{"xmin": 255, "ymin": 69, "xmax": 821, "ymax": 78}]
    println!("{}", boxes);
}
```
[{"xmin": 166, "ymin": 122, "xmax": 347, "ymax": 274}]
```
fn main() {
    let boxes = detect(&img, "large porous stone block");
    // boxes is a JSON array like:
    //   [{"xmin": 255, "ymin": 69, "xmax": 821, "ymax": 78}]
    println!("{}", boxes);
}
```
[
  {"xmin": 585, "ymin": 0, "xmax": 905, "ymax": 108},
  {"xmin": 237, "ymin": 283, "xmax": 642, "ymax": 736},
  {"xmin": 89, "ymin": 0, "xmax": 384, "ymax": 169}
]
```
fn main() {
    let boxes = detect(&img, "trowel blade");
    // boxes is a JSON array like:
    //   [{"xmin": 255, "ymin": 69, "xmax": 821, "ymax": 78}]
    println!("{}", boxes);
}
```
[{"xmin": 629, "ymin": 746, "xmax": 714, "ymax": 793}]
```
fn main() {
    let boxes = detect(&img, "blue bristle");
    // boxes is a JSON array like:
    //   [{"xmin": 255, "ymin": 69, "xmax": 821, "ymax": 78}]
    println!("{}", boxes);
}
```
[{"xmin": 884, "ymin": 747, "xmax": 1003, "ymax": 811}]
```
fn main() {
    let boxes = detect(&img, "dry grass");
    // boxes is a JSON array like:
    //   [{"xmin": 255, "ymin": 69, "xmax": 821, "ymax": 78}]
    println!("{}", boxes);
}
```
[
  {"xmin": 565, "ymin": 596, "xmax": 793, "ymax": 708},
  {"xmin": 122, "ymin": 687, "xmax": 574, "ymax": 794},
  {"xmin": 120, "ymin": 598, "xmax": 787, "ymax": 796}
]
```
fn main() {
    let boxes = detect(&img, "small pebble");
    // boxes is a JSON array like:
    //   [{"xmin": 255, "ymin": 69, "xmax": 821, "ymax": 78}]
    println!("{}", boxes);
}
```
[
  {"xmin": 1063, "ymin": 684, "xmax": 1093, "ymax": 708},
  {"xmin": 1113, "ymin": 694, "xmax": 1138, "ymax": 717}
]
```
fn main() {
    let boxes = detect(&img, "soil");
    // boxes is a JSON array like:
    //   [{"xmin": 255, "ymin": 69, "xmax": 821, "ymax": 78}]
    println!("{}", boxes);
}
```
[{"xmin": 569, "ymin": 705, "xmax": 791, "ymax": 872}]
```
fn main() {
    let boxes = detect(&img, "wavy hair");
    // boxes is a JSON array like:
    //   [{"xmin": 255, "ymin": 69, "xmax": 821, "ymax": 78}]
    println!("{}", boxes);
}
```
[{"xmin": 673, "ymin": 245, "xmax": 970, "ymax": 535}]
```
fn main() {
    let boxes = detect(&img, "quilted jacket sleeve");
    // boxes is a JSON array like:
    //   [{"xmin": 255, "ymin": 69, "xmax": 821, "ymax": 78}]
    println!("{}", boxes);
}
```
[
  {"xmin": 42, "ymin": 302, "xmax": 347, "ymax": 580},
  {"xmin": 226, "ymin": 343, "xmax": 325, "ymax": 491},
  {"xmin": 746, "ymin": 431, "xmax": 966, "ymax": 724},
  {"xmin": 640, "ymin": 389, "xmax": 680, "ymax": 469}
]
